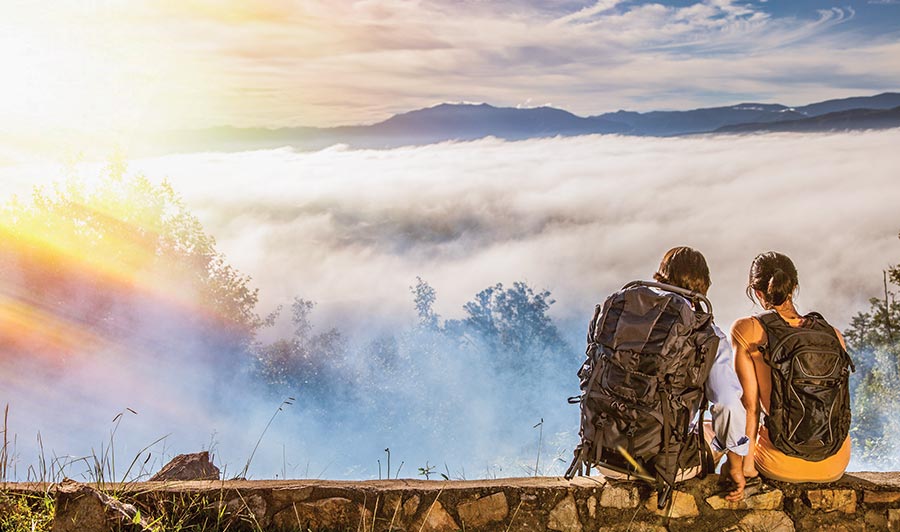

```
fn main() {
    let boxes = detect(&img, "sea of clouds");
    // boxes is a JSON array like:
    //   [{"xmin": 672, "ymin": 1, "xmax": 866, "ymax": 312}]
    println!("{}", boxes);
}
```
[{"xmin": 2, "ymin": 129, "xmax": 899, "ymax": 480}]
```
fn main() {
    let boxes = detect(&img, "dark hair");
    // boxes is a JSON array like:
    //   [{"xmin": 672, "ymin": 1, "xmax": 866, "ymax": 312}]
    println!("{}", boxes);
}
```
[
  {"xmin": 746, "ymin": 251, "xmax": 799, "ymax": 307},
  {"xmin": 653, "ymin": 246, "xmax": 711, "ymax": 295}
]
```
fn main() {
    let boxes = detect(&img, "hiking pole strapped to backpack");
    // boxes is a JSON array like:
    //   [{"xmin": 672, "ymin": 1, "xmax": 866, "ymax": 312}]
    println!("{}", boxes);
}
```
[{"xmin": 565, "ymin": 281, "xmax": 719, "ymax": 509}]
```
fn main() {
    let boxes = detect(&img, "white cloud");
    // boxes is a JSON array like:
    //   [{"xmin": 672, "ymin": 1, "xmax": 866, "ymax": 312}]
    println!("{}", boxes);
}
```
[{"xmin": 117, "ymin": 130, "xmax": 900, "ymax": 335}]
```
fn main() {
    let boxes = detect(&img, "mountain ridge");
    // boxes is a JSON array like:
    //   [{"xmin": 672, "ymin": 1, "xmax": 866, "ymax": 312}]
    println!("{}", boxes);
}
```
[{"xmin": 158, "ymin": 92, "xmax": 900, "ymax": 152}]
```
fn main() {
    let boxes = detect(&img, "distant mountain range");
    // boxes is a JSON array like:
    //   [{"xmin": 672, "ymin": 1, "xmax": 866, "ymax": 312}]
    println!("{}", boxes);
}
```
[{"xmin": 161, "ymin": 92, "xmax": 900, "ymax": 152}]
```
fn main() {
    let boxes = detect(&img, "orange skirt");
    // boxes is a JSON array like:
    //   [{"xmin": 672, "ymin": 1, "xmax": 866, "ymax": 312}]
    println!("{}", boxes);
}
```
[{"xmin": 755, "ymin": 426, "xmax": 850, "ymax": 483}]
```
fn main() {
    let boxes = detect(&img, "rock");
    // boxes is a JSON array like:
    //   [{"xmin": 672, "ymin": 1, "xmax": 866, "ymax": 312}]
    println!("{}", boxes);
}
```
[
  {"xmin": 601, "ymin": 524, "xmax": 668, "ymax": 532},
  {"xmin": 457, "ymin": 492, "xmax": 508, "ymax": 527},
  {"xmin": 403, "ymin": 494, "xmax": 421, "ymax": 517},
  {"xmin": 149, "ymin": 451, "xmax": 219, "ymax": 481},
  {"xmin": 411, "ymin": 499, "xmax": 459, "ymax": 532},
  {"xmin": 600, "ymin": 484, "xmax": 640, "ymax": 509},
  {"xmin": 646, "ymin": 490, "xmax": 699, "ymax": 518},
  {"xmin": 548, "ymin": 494, "xmax": 582, "ymax": 532},
  {"xmin": 587, "ymin": 495, "xmax": 597, "ymax": 519},
  {"xmin": 271, "ymin": 485, "xmax": 314, "ymax": 509},
  {"xmin": 865, "ymin": 510, "xmax": 887, "ymax": 530},
  {"xmin": 272, "ymin": 496, "xmax": 370, "ymax": 530},
  {"xmin": 52, "ymin": 479, "xmax": 150, "ymax": 532},
  {"xmin": 734, "ymin": 511, "xmax": 795, "ymax": 532},
  {"xmin": 224, "ymin": 494, "xmax": 267, "ymax": 527},
  {"xmin": 806, "ymin": 489, "xmax": 857, "ymax": 514},
  {"xmin": 889, "ymin": 508, "xmax": 900, "ymax": 532},
  {"xmin": 568, "ymin": 476, "xmax": 606, "ymax": 488},
  {"xmin": 810, "ymin": 523, "xmax": 865, "ymax": 532},
  {"xmin": 706, "ymin": 489, "xmax": 783, "ymax": 510},
  {"xmin": 865, "ymin": 490, "xmax": 900, "ymax": 504}
]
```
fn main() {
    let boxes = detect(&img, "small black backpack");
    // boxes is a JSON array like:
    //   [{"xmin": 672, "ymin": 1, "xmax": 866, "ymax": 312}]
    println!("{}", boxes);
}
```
[
  {"xmin": 756, "ymin": 310, "xmax": 854, "ymax": 461},
  {"xmin": 565, "ymin": 281, "xmax": 719, "ymax": 505}
]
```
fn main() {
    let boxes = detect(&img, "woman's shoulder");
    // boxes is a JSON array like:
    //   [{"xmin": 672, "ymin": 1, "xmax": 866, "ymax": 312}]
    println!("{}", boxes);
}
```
[
  {"xmin": 731, "ymin": 315, "xmax": 762, "ymax": 335},
  {"xmin": 730, "ymin": 315, "xmax": 765, "ymax": 350}
]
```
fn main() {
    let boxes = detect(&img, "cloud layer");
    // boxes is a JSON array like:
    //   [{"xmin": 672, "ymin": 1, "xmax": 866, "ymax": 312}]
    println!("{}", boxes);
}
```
[{"xmin": 133, "ymin": 130, "xmax": 900, "ymax": 336}]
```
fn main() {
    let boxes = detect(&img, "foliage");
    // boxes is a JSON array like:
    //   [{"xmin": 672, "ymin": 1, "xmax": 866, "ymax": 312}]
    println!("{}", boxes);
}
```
[
  {"xmin": 255, "ymin": 298, "xmax": 345, "ymax": 392},
  {"xmin": 411, "ymin": 276, "xmax": 439, "ymax": 330},
  {"xmin": 449, "ymin": 281, "xmax": 569, "ymax": 367},
  {"xmin": 0, "ymin": 163, "xmax": 263, "ymax": 361},
  {"xmin": 0, "ymin": 492, "xmax": 54, "ymax": 532},
  {"xmin": 851, "ymin": 346, "xmax": 900, "ymax": 468},
  {"xmin": 845, "ymin": 231, "xmax": 900, "ymax": 468}
]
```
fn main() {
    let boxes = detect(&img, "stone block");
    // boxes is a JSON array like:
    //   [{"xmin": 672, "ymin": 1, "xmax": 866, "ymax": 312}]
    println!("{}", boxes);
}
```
[
  {"xmin": 734, "ymin": 511, "xmax": 795, "ymax": 532},
  {"xmin": 865, "ymin": 510, "xmax": 887, "ymax": 530},
  {"xmin": 706, "ymin": 489, "xmax": 783, "ymax": 510},
  {"xmin": 271, "ymin": 485, "xmax": 314, "ymax": 509},
  {"xmin": 864, "ymin": 490, "xmax": 900, "ymax": 504},
  {"xmin": 272, "ymin": 496, "xmax": 370, "ymax": 530},
  {"xmin": 224, "ymin": 493, "xmax": 267, "ymax": 527},
  {"xmin": 587, "ymin": 495, "xmax": 597, "ymax": 519},
  {"xmin": 646, "ymin": 490, "xmax": 699, "ymax": 518},
  {"xmin": 548, "ymin": 494, "xmax": 583, "ymax": 532},
  {"xmin": 599, "ymin": 485, "xmax": 640, "ymax": 508},
  {"xmin": 403, "ymin": 494, "xmax": 420, "ymax": 517},
  {"xmin": 457, "ymin": 492, "xmax": 509, "ymax": 527},
  {"xmin": 808, "ymin": 523, "xmax": 864, "ymax": 532},
  {"xmin": 889, "ymin": 508, "xmax": 900, "ymax": 532},
  {"xmin": 806, "ymin": 489, "xmax": 857, "ymax": 514},
  {"xmin": 381, "ymin": 493, "xmax": 401, "ymax": 517},
  {"xmin": 52, "ymin": 479, "xmax": 149, "ymax": 532},
  {"xmin": 568, "ymin": 476, "xmax": 607, "ymax": 488},
  {"xmin": 597, "ymin": 524, "xmax": 667, "ymax": 532},
  {"xmin": 412, "ymin": 499, "xmax": 458, "ymax": 532}
]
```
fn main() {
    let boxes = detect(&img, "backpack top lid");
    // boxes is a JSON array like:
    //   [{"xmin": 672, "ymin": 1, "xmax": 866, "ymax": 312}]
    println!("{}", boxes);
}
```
[
  {"xmin": 590, "ymin": 281, "xmax": 713, "ymax": 354},
  {"xmin": 622, "ymin": 280, "xmax": 713, "ymax": 317}
]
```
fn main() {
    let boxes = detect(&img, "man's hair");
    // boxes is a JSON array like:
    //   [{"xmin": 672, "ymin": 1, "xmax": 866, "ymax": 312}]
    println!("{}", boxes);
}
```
[{"xmin": 653, "ymin": 246, "xmax": 711, "ymax": 295}]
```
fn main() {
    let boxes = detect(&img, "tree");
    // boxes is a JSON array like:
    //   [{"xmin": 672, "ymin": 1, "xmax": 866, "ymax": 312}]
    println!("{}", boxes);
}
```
[
  {"xmin": 447, "ymin": 281, "xmax": 570, "ymax": 368},
  {"xmin": 411, "ymin": 276, "xmax": 439, "ymax": 330},
  {"xmin": 845, "ymin": 231, "xmax": 900, "ymax": 467},
  {"xmin": 0, "ymin": 163, "xmax": 262, "ymax": 362},
  {"xmin": 255, "ymin": 298, "xmax": 345, "ymax": 393}
]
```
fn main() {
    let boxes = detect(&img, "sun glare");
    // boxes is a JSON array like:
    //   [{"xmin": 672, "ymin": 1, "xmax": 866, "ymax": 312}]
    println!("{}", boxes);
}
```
[
  {"xmin": 0, "ymin": 2, "xmax": 216, "ymax": 156},
  {"xmin": 0, "ymin": 171, "xmax": 242, "ymax": 364}
]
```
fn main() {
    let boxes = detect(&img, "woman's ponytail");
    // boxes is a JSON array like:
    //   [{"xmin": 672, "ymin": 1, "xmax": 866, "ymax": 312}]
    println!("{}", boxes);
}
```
[{"xmin": 747, "ymin": 252, "xmax": 799, "ymax": 308}]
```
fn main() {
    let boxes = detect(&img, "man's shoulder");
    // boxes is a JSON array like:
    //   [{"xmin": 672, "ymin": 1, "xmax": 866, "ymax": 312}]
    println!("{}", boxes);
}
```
[{"xmin": 710, "ymin": 321, "xmax": 727, "ymax": 341}]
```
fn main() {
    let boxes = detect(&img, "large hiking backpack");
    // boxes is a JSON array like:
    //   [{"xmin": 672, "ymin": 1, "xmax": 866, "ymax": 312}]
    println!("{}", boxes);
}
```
[
  {"xmin": 565, "ymin": 281, "xmax": 719, "ymax": 504},
  {"xmin": 756, "ymin": 310, "xmax": 854, "ymax": 461}
]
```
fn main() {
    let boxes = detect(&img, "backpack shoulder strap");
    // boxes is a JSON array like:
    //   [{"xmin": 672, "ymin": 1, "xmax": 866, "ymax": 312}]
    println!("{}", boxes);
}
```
[
  {"xmin": 755, "ymin": 309, "xmax": 784, "ymax": 330},
  {"xmin": 754, "ymin": 310, "xmax": 783, "ymax": 359}
]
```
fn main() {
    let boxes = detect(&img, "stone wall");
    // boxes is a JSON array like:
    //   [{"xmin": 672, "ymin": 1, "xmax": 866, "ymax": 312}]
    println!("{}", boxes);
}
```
[{"xmin": 11, "ymin": 472, "xmax": 900, "ymax": 531}]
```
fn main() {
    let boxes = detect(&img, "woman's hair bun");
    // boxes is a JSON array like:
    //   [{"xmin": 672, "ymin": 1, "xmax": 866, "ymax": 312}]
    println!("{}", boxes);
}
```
[{"xmin": 747, "ymin": 252, "xmax": 799, "ymax": 308}]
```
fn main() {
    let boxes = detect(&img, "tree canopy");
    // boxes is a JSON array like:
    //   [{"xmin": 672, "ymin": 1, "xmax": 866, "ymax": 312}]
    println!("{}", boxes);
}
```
[
  {"xmin": 0, "ymin": 164, "xmax": 261, "ymax": 362},
  {"xmin": 845, "ymin": 231, "xmax": 900, "ymax": 468}
]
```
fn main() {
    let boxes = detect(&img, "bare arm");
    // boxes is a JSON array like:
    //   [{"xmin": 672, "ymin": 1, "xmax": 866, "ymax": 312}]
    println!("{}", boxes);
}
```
[{"xmin": 732, "ymin": 319, "xmax": 761, "ymax": 479}]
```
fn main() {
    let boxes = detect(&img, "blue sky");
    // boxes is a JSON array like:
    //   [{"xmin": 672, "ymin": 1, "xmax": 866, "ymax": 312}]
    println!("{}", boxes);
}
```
[{"xmin": 1, "ymin": 0, "xmax": 899, "ymax": 135}]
